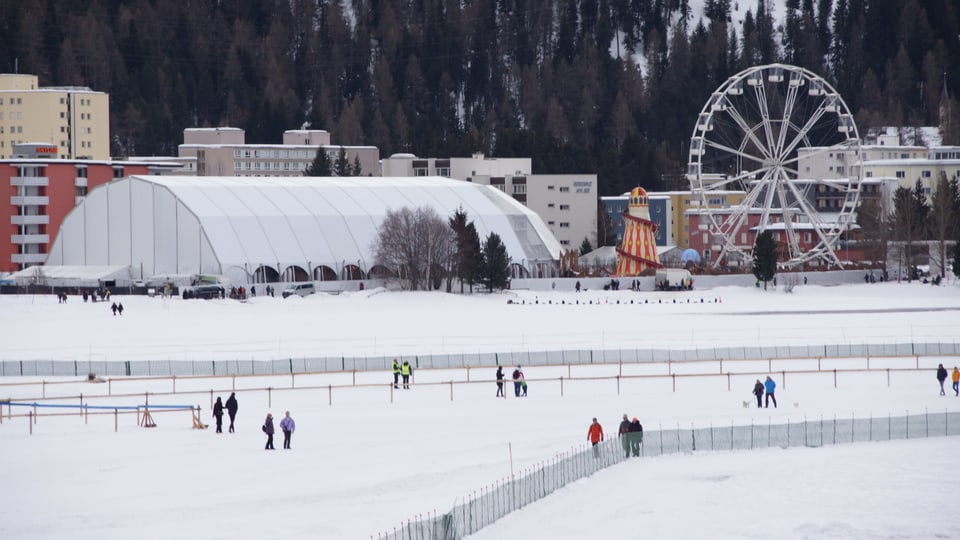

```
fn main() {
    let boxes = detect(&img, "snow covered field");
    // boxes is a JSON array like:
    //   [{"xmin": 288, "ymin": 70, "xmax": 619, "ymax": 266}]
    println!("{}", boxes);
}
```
[{"xmin": 1, "ymin": 281, "xmax": 959, "ymax": 539}]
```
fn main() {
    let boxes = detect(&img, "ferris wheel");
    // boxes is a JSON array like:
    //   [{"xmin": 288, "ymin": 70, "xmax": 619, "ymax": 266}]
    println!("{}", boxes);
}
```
[{"xmin": 687, "ymin": 63, "xmax": 861, "ymax": 268}]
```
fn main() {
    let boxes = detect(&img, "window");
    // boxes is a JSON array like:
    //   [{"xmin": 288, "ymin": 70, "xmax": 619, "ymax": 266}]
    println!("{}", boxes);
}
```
[
  {"xmin": 436, "ymin": 167, "xmax": 450, "ymax": 177},
  {"xmin": 865, "ymin": 171, "xmax": 873, "ymax": 177},
  {"xmin": 60, "ymin": 112, "xmax": 65, "ymax": 119},
  {"xmin": 547, "ymin": 185, "xmax": 555, "ymax": 190},
  {"xmin": 559, "ymin": 222, "xmax": 570, "ymax": 228},
  {"xmin": 75, "ymin": 186, "xmax": 87, "ymax": 197},
  {"xmin": 513, "ymin": 184, "xmax": 526, "ymax": 194},
  {"xmin": 76, "ymin": 168, "xmax": 87, "ymax": 178},
  {"xmin": 234, "ymin": 162, "xmax": 241, "ymax": 171},
  {"xmin": 804, "ymin": 232, "xmax": 812, "ymax": 244},
  {"xmin": 895, "ymin": 171, "xmax": 905, "ymax": 178},
  {"xmin": 836, "ymin": 166, "xmax": 844, "ymax": 174},
  {"xmin": 741, "ymin": 232, "xmax": 747, "ymax": 244},
  {"xmin": 921, "ymin": 170, "xmax": 931, "ymax": 178},
  {"xmin": 559, "ymin": 204, "xmax": 570, "ymax": 210},
  {"xmin": 547, "ymin": 203, "xmax": 555, "ymax": 208},
  {"xmin": 234, "ymin": 149, "xmax": 241, "ymax": 158},
  {"xmin": 560, "ymin": 240, "xmax": 570, "ymax": 246},
  {"xmin": 559, "ymin": 186, "xmax": 569, "ymax": 192},
  {"xmin": 547, "ymin": 221, "xmax": 555, "ymax": 225},
  {"xmin": 113, "ymin": 168, "xmax": 124, "ymax": 178}
]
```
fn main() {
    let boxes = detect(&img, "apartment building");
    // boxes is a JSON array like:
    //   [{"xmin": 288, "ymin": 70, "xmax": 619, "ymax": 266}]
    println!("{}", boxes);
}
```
[
  {"xmin": 178, "ymin": 128, "xmax": 380, "ymax": 177},
  {"xmin": 0, "ymin": 74, "xmax": 110, "ymax": 160},
  {"xmin": 1, "ymin": 144, "xmax": 179, "ymax": 272}
]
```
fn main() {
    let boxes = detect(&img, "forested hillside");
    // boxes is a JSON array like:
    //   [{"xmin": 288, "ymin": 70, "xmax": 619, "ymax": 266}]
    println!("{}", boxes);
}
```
[{"xmin": 1, "ymin": 0, "xmax": 957, "ymax": 195}]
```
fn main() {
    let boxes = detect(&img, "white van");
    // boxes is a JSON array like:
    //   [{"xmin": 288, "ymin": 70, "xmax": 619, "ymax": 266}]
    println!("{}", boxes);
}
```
[
  {"xmin": 655, "ymin": 269, "xmax": 693, "ymax": 291},
  {"xmin": 281, "ymin": 283, "xmax": 316, "ymax": 298}
]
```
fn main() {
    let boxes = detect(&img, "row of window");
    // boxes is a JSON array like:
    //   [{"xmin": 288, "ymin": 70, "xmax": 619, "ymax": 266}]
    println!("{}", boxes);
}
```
[
  {"xmin": 0, "ymin": 97, "xmax": 23, "ymax": 105},
  {"xmin": 545, "ymin": 203, "xmax": 571, "ymax": 210},
  {"xmin": 234, "ymin": 149, "xmax": 316, "ymax": 159},
  {"xmin": 234, "ymin": 161, "xmax": 308, "ymax": 171}
]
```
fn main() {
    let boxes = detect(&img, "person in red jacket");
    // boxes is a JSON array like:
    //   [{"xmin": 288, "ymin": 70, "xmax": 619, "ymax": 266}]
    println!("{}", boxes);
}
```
[{"xmin": 587, "ymin": 417, "xmax": 604, "ymax": 458}]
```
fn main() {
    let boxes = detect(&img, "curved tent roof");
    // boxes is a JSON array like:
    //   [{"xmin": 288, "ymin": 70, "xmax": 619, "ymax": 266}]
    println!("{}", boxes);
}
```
[{"xmin": 47, "ymin": 175, "xmax": 561, "ymax": 284}]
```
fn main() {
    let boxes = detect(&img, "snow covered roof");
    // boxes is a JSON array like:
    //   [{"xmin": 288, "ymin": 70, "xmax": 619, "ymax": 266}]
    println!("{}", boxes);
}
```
[{"xmin": 47, "ymin": 176, "xmax": 561, "ymax": 284}]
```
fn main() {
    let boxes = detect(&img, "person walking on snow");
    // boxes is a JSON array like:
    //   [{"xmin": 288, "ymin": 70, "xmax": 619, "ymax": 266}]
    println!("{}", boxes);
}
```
[
  {"xmin": 753, "ymin": 379, "xmax": 764, "ymax": 408},
  {"xmin": 618, "ymin": 414, "xmax": 632, "ymax": 458},
  {"xmin": 262, "ymin": 413, "xmax": 275, "ymax": 450},
  {"xmin": 279, "ymin": 411, "xmax": 295, "ymax": 449},
  {"xmin": 225, "ymin": 392, "xmax": 238, "ymax": 432},
  {"xmin": 392, "ymin": 359, "xmax": 401, "ymax": 389},
  {"xmin": 764, "ymin": 376, "xmax": 777, "ymax": 408},
  {"xmin": 628, "ymin": 418, "xmax": 643, "ymax": 457},
  {"xmin": 212, "ymin": 397, "xmax": 224, "ymax": 433},
  {"xmin": 937, "ymin": 364, "xmax": 948, "ymax": 396},
  {"xmin": 952, "ymin": 367, "xmax": 959, "ymax": 397},
  {"xmin": 587, "ymin": 417, "xmax": 604, "ymax": 458},
  {"xmin": 495, "ymin": 366, "xmax": 505, "ymax": 397}
]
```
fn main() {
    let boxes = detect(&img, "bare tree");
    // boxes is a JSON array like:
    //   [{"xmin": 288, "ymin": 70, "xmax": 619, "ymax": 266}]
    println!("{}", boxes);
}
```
[{"xmin": 372, "ymin": 206, "xmax": 454, "ymax": 291}]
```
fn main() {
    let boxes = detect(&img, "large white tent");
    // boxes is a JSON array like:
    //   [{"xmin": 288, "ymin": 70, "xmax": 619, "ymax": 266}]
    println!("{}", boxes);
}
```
[{"xmin": 46, "ymin": 175, "xmax": 561, "ymax": 285}]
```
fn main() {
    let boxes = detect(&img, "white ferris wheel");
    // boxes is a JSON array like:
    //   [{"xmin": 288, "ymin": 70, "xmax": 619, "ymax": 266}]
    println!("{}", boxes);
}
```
[{"xmin": 687, "ymin": 63, "xmax": 862, "ymax": 268}]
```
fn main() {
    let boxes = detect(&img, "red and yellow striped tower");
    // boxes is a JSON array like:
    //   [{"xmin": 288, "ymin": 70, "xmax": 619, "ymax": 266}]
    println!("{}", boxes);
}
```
[{"xmin": 616, "ymin": 187, "xmax": 663, "ymax": 275}]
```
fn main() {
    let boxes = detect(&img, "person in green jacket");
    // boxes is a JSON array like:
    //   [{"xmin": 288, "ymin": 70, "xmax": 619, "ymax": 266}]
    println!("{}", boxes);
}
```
[
  {"xmin": 392, "ymin": 359, "xmax": 401, "ymax": 389},
  {"xmin": 401, "ymin": 361, "xmax": 412, "ymax": 389}
]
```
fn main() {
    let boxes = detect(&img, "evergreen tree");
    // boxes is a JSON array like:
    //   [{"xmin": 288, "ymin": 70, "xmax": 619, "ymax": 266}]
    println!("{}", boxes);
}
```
[
  {"xmin": 579, "ymin": 237, "xmax": 594, "ymax": 256},
  {"xmin": 480, "ymin": 232, "xmax": 511, "ymax": 292},
  {"xmin": 752, "ymin": 230, "xmax": 778, "ymax": 290},
  {"xmin": 953, "ymin": 237, "xmax": 960, "ymax": 280},
  {"xmin": 334, "ymin": 146, "xmax": 350, "ymax": 176},
  {"xmin": 449, "ymin": 207, "xmax": 482, "ymax": 293},
  {"xmin": 351, "ymin": 154, "xmax": 364, "ymax": 176},
  {"xmin": 929, "ymin": 176, "xmax": 959, "ymax": 278},
  {"xmin": 304, "ymin": 147, "xmax": 332, "ymax": 176},
  {"xmin": 891, "ymin": 180, "xmax": 931, "ymax": 278}
]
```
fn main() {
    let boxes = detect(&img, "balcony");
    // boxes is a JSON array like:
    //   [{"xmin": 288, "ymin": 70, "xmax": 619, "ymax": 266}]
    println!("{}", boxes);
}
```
[
  {"xmin": 11, "ymin": 234, "xmax": 50, "ymax": 245},
  {"xmin": 10, "ymin": 176, "xmax": 49, "ymax": 187},
  {"xmin": 10, "ymin": 195, "xmax": 49, "ymax": 206},
  {"xmin": 11, "ymin": 253, "xmax": 47, "ymax": 265},
  {"xmin": 11, "ymin": 215, "xmax": 49, "ymax": 226}
]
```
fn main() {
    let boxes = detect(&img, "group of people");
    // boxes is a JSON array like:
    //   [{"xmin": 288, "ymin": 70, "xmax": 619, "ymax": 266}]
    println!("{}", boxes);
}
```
[
  {"xmin": 110, "ymin": 302, "xmax": 124, "ymax": 316},
  {"xmin": 261, "ymin": 411, "xmax": 296, "ymax": 450},
  {"xmin": 936, "ymin": 364, "xmax": 960, "ymax": 396},
  {"xmin": 250, "ymin": 285, "xmax": 275, "ymax": 297},
  {"xmin": 752, "ymin": 376, "xmax": 778, "ymax": 408},
  {"xmin": 493, "ymin": 365, "xmax": 527, "ymax": 397},
  {"xmin": 391, "ymin": 359, "xmax": 413, "ymax": 389},
  {"xmin": 586, "ymin": 415, "xmax": 644, "ymax": 458},
  {"xmin": 211, "ymin": 392, "xmax": 296, "ymax": 450}
]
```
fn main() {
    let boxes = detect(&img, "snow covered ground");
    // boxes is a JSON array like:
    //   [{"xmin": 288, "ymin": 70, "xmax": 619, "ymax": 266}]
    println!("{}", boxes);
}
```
[{"xmin": 1, "ymin": 281, "xmax": 959, "ymax": 539}]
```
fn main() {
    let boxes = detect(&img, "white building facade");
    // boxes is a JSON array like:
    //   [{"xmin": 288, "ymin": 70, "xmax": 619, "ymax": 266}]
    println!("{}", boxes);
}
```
[{"xmin": 381, "ymin": 153, "xmax": 597, "ymax": 251}]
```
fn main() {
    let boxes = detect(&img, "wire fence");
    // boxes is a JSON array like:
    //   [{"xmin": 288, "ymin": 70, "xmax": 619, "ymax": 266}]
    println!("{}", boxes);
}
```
[
  {"xmin": 3, "ymin": 341, "xmax": 959, "ymax": 377},
  {"xmin": 376, "ymin": 410, "xmax": 960, "ymax": 540}
]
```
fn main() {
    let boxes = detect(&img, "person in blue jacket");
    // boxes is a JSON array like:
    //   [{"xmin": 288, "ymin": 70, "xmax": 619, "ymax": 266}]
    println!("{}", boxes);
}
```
[
  {"xmin": 279, "ymin": 411, "xmax": 296, "ymax": 449},
  {"xmin": 764, "ymin": 376, "xmax": 777, "ymax": 408}
]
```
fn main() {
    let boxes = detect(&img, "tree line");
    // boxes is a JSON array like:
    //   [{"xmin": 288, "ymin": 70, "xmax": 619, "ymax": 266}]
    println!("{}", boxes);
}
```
[
  {"xmin": 372, "ymin": 206, "xmax": 511, "ymax": 292},
  {"xmin": 2, "ymin": 0, "xmax": 957, "ymax": 196}
]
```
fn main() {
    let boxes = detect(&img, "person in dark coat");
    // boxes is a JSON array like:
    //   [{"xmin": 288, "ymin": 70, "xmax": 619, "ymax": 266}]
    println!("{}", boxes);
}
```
[
  {"xmin": 262, "ymin": 413, "xmax": 275, "ymax": 450},
  {"xmin": 117, "ymin": 302, "xmax": 124, "ymax": 316},
  {"xmin": 512, "ymin": 366, "xmax": 522, "ymax": 397},
  {"xmin": 937, "ymin": 363, "xmax": 948, "ymax": 396},
  {"xmin": 225, "ymin": 392, "xmax": 238, "ymax": 432},
  {"xmin": 212, "ymin": 397, "xmax": 224, "ymax": 433},
  {"xmin": 628, "ymin": 418, "xmax": 643, "ymax": 456},
  {"xmin": 110, "ymin": 302, "xmax": 118, "ymax": 316},
  {"xmin": 753, "ymin": 379, "xmax": 764, "ymax": 408},
  {"xmin": 618, "ymin": 414, "xmax": 632, "ymax": 458},
  {"xmin": 495, "ymin": 366, "xmax": 504, "ymax": 397}
]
